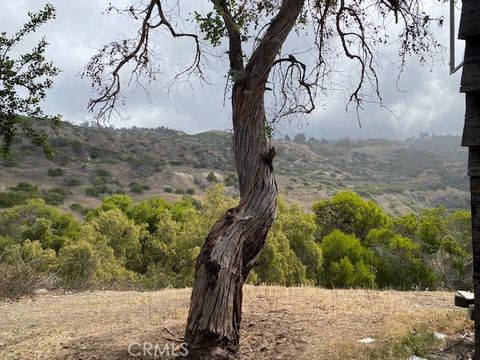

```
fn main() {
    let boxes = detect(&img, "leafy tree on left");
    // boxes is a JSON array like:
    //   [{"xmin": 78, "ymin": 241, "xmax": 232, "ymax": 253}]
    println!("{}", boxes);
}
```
[{"xmin": 0, "ymin": 4, "xmax": 60, "ymax": 157}]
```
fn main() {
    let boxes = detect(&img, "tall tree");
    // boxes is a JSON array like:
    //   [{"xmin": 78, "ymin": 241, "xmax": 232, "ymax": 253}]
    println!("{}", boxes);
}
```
[
  {"xmin": 84, "ymin": 1, "xmax": 442, "ymax": 358},
  {"xmin": 0, "ymin": 4, "xmax": 60, "ymax": 157}
]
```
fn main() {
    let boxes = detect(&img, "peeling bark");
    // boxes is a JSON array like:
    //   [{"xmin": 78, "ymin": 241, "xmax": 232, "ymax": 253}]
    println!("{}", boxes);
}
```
[{"xmin": 184, "ymin": 1, "xmax": 305, "ymax": 358}]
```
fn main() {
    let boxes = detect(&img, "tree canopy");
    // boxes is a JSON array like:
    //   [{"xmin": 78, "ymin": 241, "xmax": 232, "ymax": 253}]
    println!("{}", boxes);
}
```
[
  {"xmin": 0, "ymin": 4, "xmax": 60, "ymax": 157},
  {"xmin": 84, "ymin": 0, "xmax": 444, "ymax": 125}
]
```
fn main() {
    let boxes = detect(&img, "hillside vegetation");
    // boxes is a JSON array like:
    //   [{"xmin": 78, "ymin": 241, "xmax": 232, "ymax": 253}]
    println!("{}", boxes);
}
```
[
  {"xmin": 0, "ymin": 120, "xmax": 469, "ymax": 215},
  {"xmin": 0, "ymin": 184, "xmax": 471, "ymax": 299}
]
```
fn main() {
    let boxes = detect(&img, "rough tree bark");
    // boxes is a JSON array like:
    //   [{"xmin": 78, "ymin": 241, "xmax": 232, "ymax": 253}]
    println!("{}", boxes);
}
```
[{"xmin": 184, "ymin": 0, "xmax": 305, "ymax": 358}]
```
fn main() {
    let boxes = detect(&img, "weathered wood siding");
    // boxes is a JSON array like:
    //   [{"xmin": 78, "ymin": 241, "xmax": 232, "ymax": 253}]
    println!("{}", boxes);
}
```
[
  {"xmin": 459, "ymin": 1, "xmax": 480, "ymax": 40},
  {"xmin": 462, "ymin": 92, "xmax": 480, "ymax": 146},
  {"xmin": 461, "ymin": 41, "xmax": 480, "ymax": 93},
  {"xmin": 460, "ymin": 0, "xmax": 480, "ymax": 356}
]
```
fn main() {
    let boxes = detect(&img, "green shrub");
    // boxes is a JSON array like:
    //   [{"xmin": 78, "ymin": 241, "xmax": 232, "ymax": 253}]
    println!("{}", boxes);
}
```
[
  {"xmin": 224, "ymin": 173, "xmax": 238, "ymax": 187},
  {"xmin": 0, "ymin": 192, "xmax": 27, "ymax": 208},
  {"xmin": 88, "ymin": 147, "xmax": 100, "ymax": 159},
  {"xmin": 58, "ymin": 239, "xmax": 98, "ymax": 288},
  {"xmin": 11, "ymin": 182, "xmax": 38, "ymax": 192},
  {"xmin": 42, "ymin": 190, "xmax": 65, "ymax": 205},
  {"xmin": 69, "ymin": 203, "xmax": 90, "ymax": 215},
  {"xmin": 206, "ymin": 172, "xmax": 218, "ymax": 183},
  {"xmin": 64, "ymin": 177, "xmax": 82, "ymax": 186},
  {"xmin": 163, "ymin": 187, "xmax": 173, "ymax": 193},
  {"xmin": 100, "ymin": 194, "xmax": 134, "ymax": 213},
  {"xmin": 0, "ymin": 236, "xmax": 15, "ymax": 252},
  {"xmin": 47, "ymin": 167, "xmax": 64, "ymax": 177},
  {"xmin": 175, "ymin": 188, "xmax": 186, "ymax": 195},
  {"xmin": 41, "ymin": 187, "xmax": 70, "ymax": 205},
  {"xmin": 251, "ymin": 231, "xmax": 309, "ymax": 286},
  {"xmin": 0, "ymin": 198, "xmax": 81, "ymax": 252},
  {"xmin": 86, "ymin": 184, "xmax": 113, "ymax": 197},
  {"xmin": 321, "ymin": 230, "xmax": 376, "ymax": 288},
  {"xmin": 367, "ymin": 228, "xmax": 435, "ymax": 290},
  {"xmin": 0, "ymin": 183, "xmax": 41, "ymax": 208},
  {"xmin": 58, "ymin": 225, "xmax": 138, "ymax": 289},
  {"xmin": 129, "ymin": 182, "xmax": 149, "ymax": 194},
  {"xmin": 186, "ymin": 188, "xmax": 195, "ymax": 195},
  {"xmin": 0, "ymin": 240, "xmax": 58, "ymax": 299},
  {"xmin": 89, "ymin": 209, "xmax": 145, "ymax": 272},
  {"xmin": 313, "ymin": 190, "xmax": 391, "ymax": 240},
  {"xmin": 94, "ymin": 168, "xmax": 111, "ymax": 177}
]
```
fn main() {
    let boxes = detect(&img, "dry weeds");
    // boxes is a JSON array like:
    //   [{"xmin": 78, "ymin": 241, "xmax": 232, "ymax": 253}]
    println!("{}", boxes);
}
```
[{"xmin": 0, "ymin": 286, "xmax": 472, "ymax": 359}]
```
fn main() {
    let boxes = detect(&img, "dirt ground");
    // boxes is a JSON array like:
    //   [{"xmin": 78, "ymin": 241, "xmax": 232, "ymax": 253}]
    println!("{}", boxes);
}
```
[{"xmin": 0, "ymin": 286, "xmax": 473, "ymax": 360}]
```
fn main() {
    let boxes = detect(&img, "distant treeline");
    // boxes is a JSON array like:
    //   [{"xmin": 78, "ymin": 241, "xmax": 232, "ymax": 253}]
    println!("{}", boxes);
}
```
[{"xmin": 0, "ymin": 185, "xmax": 472, "ymax": 299}]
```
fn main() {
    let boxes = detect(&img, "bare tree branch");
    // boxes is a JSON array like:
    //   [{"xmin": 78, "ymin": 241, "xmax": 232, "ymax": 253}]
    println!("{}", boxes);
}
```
[{"xmin": 83, "ymin": 0, "xmax": 202, "ymax": 122}]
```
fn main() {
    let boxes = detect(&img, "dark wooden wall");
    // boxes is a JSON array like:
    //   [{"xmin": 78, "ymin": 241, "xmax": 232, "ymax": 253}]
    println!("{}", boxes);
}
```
[{"xmin": 460, "ymin": 0, "xmax": 480, "ymax": 356}]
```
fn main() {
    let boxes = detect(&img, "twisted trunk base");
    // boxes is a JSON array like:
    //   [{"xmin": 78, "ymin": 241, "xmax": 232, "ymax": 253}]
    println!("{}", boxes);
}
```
[{"xmin": 184, "ymin": 200, "xmax": 275, "ymax": 359}]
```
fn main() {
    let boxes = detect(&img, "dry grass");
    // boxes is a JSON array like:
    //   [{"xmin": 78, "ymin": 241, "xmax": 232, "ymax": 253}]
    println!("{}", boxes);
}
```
[{"xmin": 0, "ymin": 286, "xmax": 472, "ymax": 359}]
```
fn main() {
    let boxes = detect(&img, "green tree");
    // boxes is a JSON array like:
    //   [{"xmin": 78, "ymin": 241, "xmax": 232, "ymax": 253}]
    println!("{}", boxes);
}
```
[
  {"xmin": 144, "ymin": 198, "xmax": 206, "ymax": 287},
  {"xmin": 250, "ymin": 231, "xmax": 308, "ymax": 286},
  {"xmin": 274, "ymin": 198, "xmax": 322, "ymax": 283},
  {"xmin": 88, "ymin": 209, "xmax": 146, "ymax": 272},
  {"xmin": 394, "ymin": 208, "xmax": 471, "ymax": 289},
  {"xmin": 200, "ymin": 184, "xmax": 238, "ymax": 227},
  {"xmin": 0, "ymin": 198, "xmax": 81, "ymax": 251},
  {"xmin": 313, "ymin": 190, "xmax": 391, "ymax": 241},
  {"xmin": 0, "ymin": 4, "xmax": 60, "ymax": 156},
  {"xmin": 321, "ymin": 230, "xmax": 375, "ymax": 288},
  {"xmin": 367, "ymin": 228, "xmax": 435, "ymax": 290},
  {"xmin": 58, "ymin": 224, "xmax": 137, "ymax": 288},
  {"xmin": 0, "ymin": 239, "xmax": 57, "ymax": 298}
]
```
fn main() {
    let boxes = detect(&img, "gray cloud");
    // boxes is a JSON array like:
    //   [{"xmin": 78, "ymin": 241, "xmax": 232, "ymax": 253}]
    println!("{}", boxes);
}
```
[{"xmin": 1, "ymin": 0, "xmax": 466, "ymax": 140}]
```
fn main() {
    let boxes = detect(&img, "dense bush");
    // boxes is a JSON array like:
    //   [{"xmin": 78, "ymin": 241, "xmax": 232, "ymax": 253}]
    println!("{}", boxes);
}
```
[
  {"xmin": 69, "ymin": 203, "xmax": 90, "ymax": 215},
  {"xmin": 58, "ymin": 225, "xmax": 137, "ymax": 289},
  {"xmin": 42, "ymin": 188, "xmax": 70, "ymax": 205},
  {"xmin": 321, "ymin": 230, "xmax": 375, "ymax": 288},
  {"xmin": 47, "ymin": 167, "xmax": 64, "ymax": 177},
  {"xmin": 85, "ymin": 184, "xmax": 113, "ymax": 197},
  {"xmin": 0, "ymin": 183, "xmax": 71, "ymax": 208},
  {"xmin": 0, "ymin": 240, "xmax": 58, "ymax": 299},
  {"xmin": 129, "ymin": 182, "xmax": 150, "ymax": 194},
  {"xmin": 0, "ymin": 183, "xmax": 40, "ymax": 208},
  {"xmin": 64, "ymin": 177, "xmax": 82, "ymax": 186},
  {"xmin": 206, "ymin": 171, "xmax": 218, "ymax": 183},
  {"xmin": 250, "ymin": 199, "xmax": 321, "ymax": 286},
  {"xmin": 0, "ymin": 187, "xmax": 473, "ymax": 299},
  {"xmin": 313, "ymin": 190, "xmax": 390, "ymax": 240},
  {"xmin": 0, "ymin": 198, "xmax": 81, "ymax": 252},
  {"xmin": 313, "ymin": 191, "xmax": 471, "ymax": 290}
]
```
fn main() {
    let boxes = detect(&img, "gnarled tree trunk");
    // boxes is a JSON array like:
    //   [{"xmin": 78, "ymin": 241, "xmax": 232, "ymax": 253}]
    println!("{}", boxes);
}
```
[
  {"xmin": 184, "ymin": 1, "xmax": 304, "ymax": 358},
  {"xmin": 184, "ymin": 85, "xmax": 277, "ymax": 359}
]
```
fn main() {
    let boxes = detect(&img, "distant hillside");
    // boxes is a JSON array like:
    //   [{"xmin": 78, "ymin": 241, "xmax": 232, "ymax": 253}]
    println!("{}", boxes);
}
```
[{"xmin": 0, "ymin": 120, "xmax": 469, "ymax": 214}]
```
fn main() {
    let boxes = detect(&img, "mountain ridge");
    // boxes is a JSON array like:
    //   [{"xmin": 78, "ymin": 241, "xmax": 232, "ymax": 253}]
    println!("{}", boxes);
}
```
[{"xmin": 0, "ymin": 120, "xmax": 469, "ymax": 214}]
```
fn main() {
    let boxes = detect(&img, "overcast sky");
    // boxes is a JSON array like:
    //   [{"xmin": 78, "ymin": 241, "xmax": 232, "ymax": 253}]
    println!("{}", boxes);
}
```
[{"xmin": 1, "ymin": 0, "xmax": 466, "ymax": 140}]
